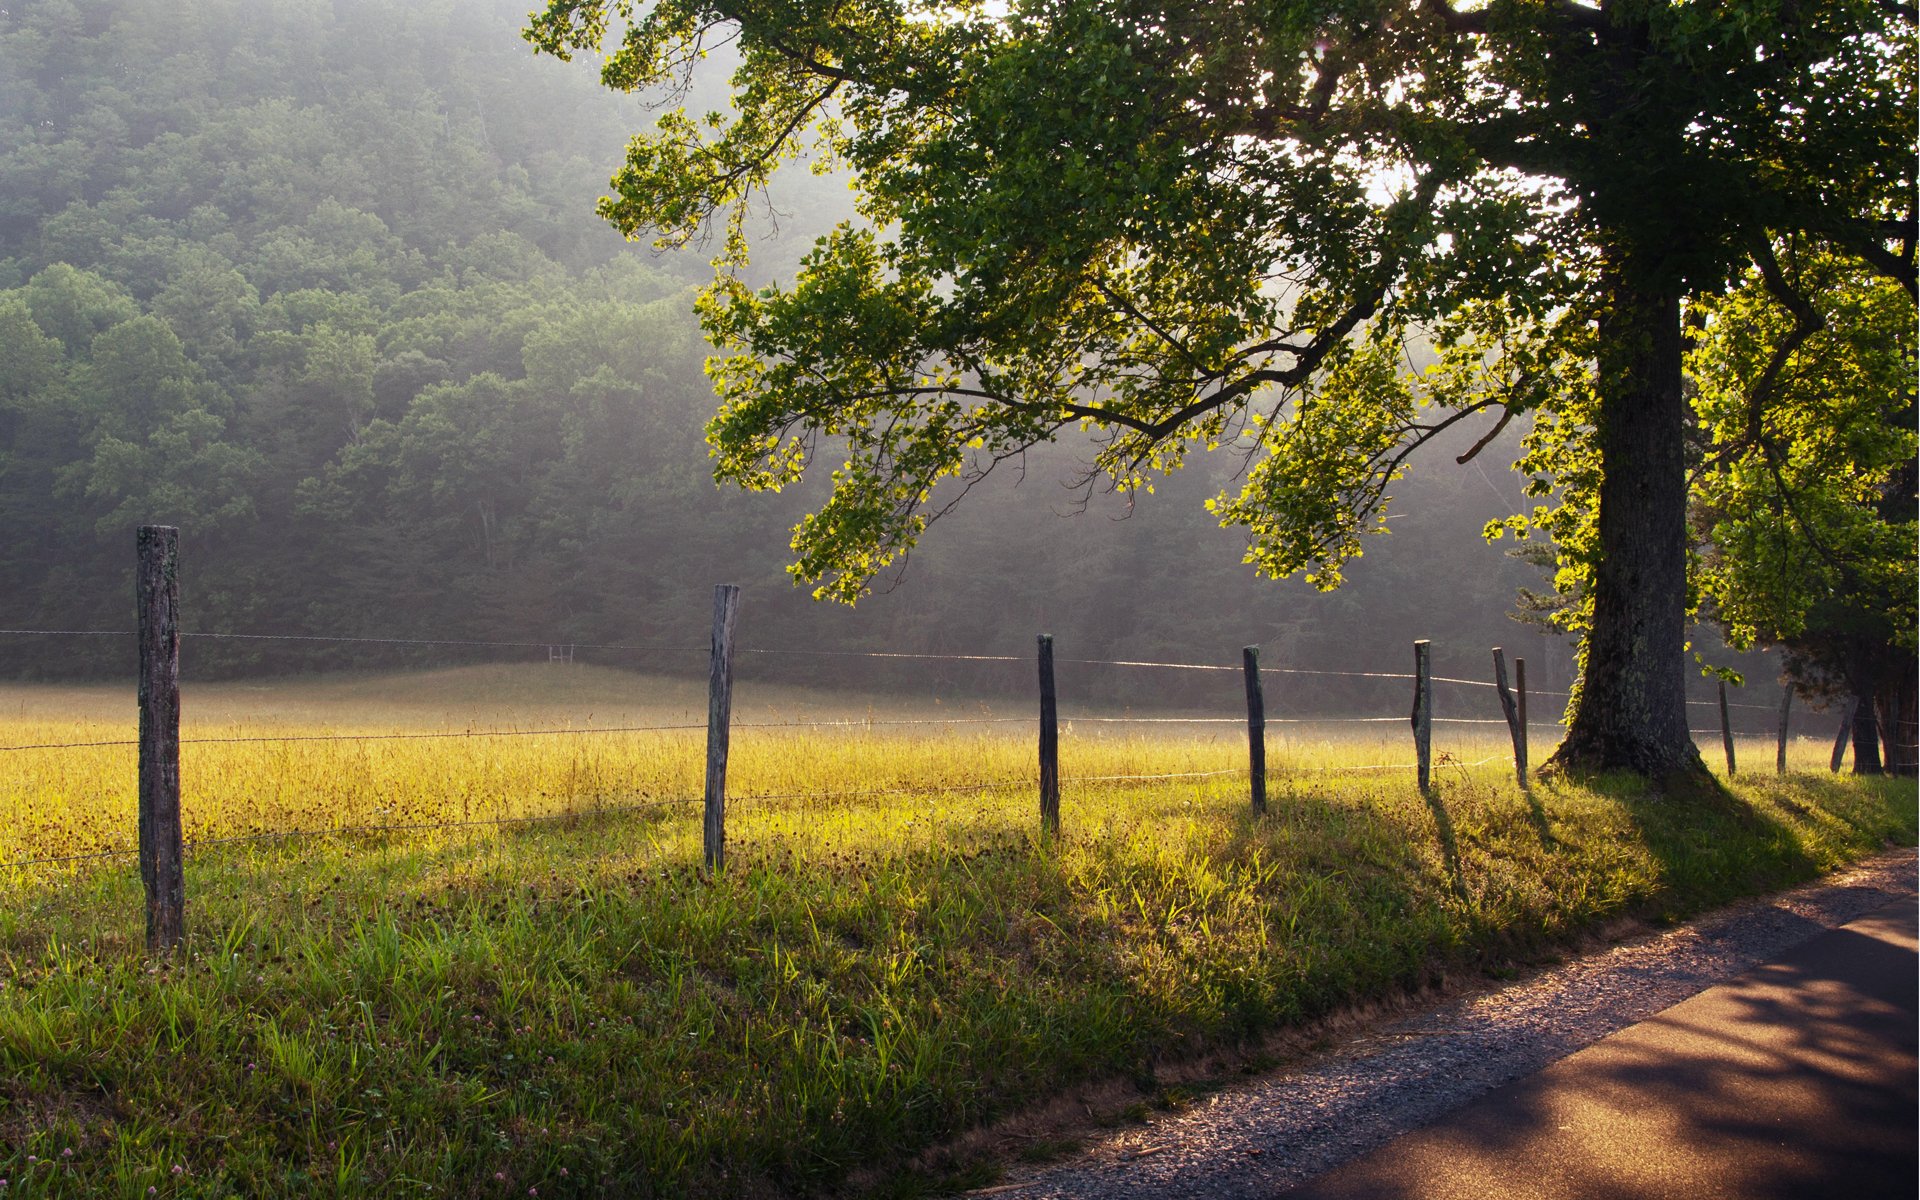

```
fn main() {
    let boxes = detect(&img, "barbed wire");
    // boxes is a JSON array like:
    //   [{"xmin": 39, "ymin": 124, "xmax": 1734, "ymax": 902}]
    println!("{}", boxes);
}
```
[
  {"xmin": 0, "ymin": 738, "xmax": 141, "ymax": 753},
  {"xmin": 0, "ymin": 845, "xmax": 139, "ymax": 869},
  {"xmin": 0, "ymin": 626, "xmax": 1813, "ymax": 719},
  {"xmin": 1065, "ymin": 768, "xmax": 1247, "ymax": 783},
  {"xmin": 0, "ymin": 627, "xmax": 707, "ymax": 653},
  {"xmin": 1687, "ymin": 698, "xmax": 1783, "ymax": 712},
  {"xmin": 733, "ymin": 779, "xmax": 1027, "ymax": 804},
  {"xmin": 0, "ymin": 628, "xmax": 131, "ymax": 638},
  {"xmin": 1281, "ymin": 752, "xmax": 1508, "ymax": 774},
  {"xmin": 0, "ymin": 715, "xmax": 1047, "ymax": 754},
  {"xmin": 738, "ymin": 647, "xmax": 1024, "ymax": 663},
  {"xmin": 1, "ymin": 706, "xmax": 1791, "ymax": 756}
]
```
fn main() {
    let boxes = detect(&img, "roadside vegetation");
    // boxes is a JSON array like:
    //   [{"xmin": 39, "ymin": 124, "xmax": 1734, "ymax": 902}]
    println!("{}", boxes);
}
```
[{"xmin": 1, "ymin": 670, "xmax": 1911, "ymax": 1197}]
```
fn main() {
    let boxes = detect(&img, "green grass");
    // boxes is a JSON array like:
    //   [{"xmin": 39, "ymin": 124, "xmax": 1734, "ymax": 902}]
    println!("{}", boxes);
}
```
[{"xmin": 0, "ymin": 668, "xmax": 1912, "ymax": 1198}]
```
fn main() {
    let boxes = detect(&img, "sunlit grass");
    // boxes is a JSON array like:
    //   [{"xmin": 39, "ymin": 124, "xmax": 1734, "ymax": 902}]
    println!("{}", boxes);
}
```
[{"xmin": 0, "ymin": 668, "xmax": 1911, "ymax": 1198}]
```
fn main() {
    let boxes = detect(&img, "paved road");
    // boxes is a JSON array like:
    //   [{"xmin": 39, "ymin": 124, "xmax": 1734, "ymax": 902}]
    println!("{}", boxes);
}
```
[
  {"xmin": 995, "ymin": 854, "xmax": 1917, "ymax": 1200},
  {"xmin": 1286, "ymin": 899, "xmax": 1918, "ymax": 1200}
]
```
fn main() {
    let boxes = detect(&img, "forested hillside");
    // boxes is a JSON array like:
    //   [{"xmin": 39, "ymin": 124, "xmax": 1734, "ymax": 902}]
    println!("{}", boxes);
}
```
[{"xmin": 0, "ymin": 0, "xmax": 1578, "ymax": 703}]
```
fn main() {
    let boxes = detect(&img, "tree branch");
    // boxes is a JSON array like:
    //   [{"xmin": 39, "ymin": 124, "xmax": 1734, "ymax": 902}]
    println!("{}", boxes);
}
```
[{"xmin": 1455, "ymin": 404, "xmax": 1516, "ymax": 464}]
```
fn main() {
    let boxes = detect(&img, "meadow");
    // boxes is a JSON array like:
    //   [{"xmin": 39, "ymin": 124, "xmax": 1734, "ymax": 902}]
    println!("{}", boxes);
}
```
[{"xmin": 0, "ymin": 665, "xmax": 1911, "ymax": 1198}]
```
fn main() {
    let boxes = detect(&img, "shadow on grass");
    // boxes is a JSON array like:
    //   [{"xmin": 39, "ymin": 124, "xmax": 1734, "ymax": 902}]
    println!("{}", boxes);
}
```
[
  {"xmin": 1522, "ymin": 786, "xmax": 1558, "ymax": 849},
  {"xmin": 1569, "ymin": 766, "xmax": 1832, "ymax": 911},
  {"xmin": 1422, "ymin": 786, "xmax": 1469, "ymax": 900}
]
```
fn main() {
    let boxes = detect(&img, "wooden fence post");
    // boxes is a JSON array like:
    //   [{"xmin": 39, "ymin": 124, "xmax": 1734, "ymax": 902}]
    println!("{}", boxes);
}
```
[
  {"xmin": 1411, "ymin": 640, "xmax": 1433, "ymax": 794},
  {"xmin": 1038, "ymin": 634, "xmax": 1060, "ymax": 836},
  {"xmin": 1514, "ymin": 657, "xmax": 1530, "ymax": 783},
  {"xmin": 1492, "ymin": 648, "xmax": 1526, "ymax": 788},
  {"xmin": 1718, "ymin": 680, "xmax": 1736, "ymax": 776},
  {"xmin": 1243, "ymin": 646, "xmax": 1267, "ymax": 816},
  {"xmin": 704, "ymin": 584, "xmax": 740, "ymax": 872},
  {"xmin": 1776, "ymin": 684, "xmax": 1793, "ymax": 775},
  {"xmin": 1830, "ymin": 698, "xmax": 1855, "ymax": 772},
  {"xmin": 137, "ymin": 525, "xmax": 185, "ymax": 953}
]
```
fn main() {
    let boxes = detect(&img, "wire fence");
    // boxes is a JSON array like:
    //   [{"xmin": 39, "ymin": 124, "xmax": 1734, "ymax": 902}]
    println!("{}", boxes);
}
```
[{"xmin": 2, "ymin": 576, "xmax": 1823, "ymax": 898}]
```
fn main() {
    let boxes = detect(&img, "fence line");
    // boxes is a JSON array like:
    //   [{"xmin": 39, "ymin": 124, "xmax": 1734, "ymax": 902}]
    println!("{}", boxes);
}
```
[
  {"xmin": 0, "ymin": 626, "xmax": 1803, "ymax": 717},
  {"xmin": 1687, "ymin": 698, "xmax": 1780, "ymax": 713},
  {"xmin": 2, "ymin": 737, "xmax": 142, "ymax": 752},
  {"xmin": 5, "ymin": 537, "xmax": 1839, "ymax": 910},
  {"xmin": 0, "ymin": 624, "xmax": 1556, "ymax": 694},
  {"xmin": 0, "ymin": 713, "xmax": 1576, "ymax": 755},
  {"xmin": 0, "ymin": 846, "xmax": 140, "ymax": 869},
  {"xmin": 0, "ymin": 627, "xmax": 132, "ymax": 637},
  {"xmin": 738, "ymin": 647, "xmax": 1024, "ymax": 663}
]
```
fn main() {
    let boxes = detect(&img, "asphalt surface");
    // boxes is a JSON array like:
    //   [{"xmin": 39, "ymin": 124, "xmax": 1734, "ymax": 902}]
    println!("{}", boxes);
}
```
[
  {"xmin": 1285, "ymin": 898, "xmax": 1918, "ymax": 1200},
  {"xmin": 998, "ymin": 852, "xmax": 1918, "ymax": 1200}
]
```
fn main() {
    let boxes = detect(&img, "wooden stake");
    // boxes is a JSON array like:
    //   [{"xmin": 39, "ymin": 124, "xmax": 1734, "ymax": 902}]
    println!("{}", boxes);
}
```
[
  {"xmin": 1830, "ymin": 698, "xmax": 1854, "ymax": 772},
  {"xmin": 1776, "ymin": 685, "xmax": 1793, "ymax": 775},
  {"xmin": 1515, "ymin": 658, "xmax": 1530, "ymax": 783},
  {"xmin": 1718, "ymin": 679, "xmax": 1736, "ymax": 776},
  {"xmin": 703, "ymin": 584, "xmax": 740, "ymax": 872},
  {"xmin": 1411, "ymin": 640, "xmax": 1433, "ymax": 794},
  {"xmin": 1038, "ymin": 634, "xmax": 1059, "ymax": 836},
  {"xmin": 1492, "ymin": 648, "xmax": 1526, "ymax": 788},
  {"xmin": 137, "ymin": 525, "xmax": 184, "ymax": 953},
  {"xmin": 1243, "ymin": 646, "xmax": 1267, "ymax": 815}
]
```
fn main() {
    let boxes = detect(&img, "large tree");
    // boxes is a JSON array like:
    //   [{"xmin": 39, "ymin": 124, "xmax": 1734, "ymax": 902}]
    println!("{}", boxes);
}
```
[{"xmin": 528, "ymin": 0, "xmax": 1915, "ymax": 780}]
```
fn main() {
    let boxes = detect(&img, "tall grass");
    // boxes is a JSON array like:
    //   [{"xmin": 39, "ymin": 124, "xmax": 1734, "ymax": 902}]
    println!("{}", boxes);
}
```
[{"xmin": 0, "ymin": 668, "xmax": 1910, "ymax": 1198}]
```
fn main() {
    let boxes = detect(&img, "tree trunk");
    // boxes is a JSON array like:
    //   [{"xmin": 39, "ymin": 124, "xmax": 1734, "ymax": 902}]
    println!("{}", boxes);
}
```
[{"xmin": 1547, "ymin": 268, "xmax": 1703, "ymax": 781}]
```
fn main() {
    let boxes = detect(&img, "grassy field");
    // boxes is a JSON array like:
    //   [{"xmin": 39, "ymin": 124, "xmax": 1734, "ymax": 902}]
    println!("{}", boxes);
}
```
[{"xmin": 0, "ymin": 666, "xmax": 1911, "ymax": 1198}]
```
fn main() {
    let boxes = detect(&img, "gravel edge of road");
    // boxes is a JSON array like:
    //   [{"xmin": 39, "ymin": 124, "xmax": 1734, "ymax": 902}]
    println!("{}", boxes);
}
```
[{"xmin": 979, "ymin": 846, "xmax": 1918, "ymax": 1200}]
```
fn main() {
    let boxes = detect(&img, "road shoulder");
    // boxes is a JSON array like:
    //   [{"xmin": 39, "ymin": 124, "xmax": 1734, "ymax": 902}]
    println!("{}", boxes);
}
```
[{"xmin": 983, "ymin": 848, "xmax": 1917, "ymax": 1200}]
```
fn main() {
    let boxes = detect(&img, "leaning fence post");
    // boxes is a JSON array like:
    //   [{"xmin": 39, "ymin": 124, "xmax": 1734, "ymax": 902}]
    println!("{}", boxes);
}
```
[
  {"xmin": 1492, "ymin": 648, "xmax": 1526, "ymax": 788},
  {"xmin": 1514, "ymin": 658, "xmax": 1530, "ymax": 782},
  {"xmin": 1776, "ymin": 684, "xmax": 1793, "ymax": 775},
  {"xmin": 703, "ymin": 584, "xmax": 741, "ymax": 872},
  {"xmin": 137, "ymin": 525, "xmax": 185, "ymax": 952},
  {"xmin": 1243, "ymin": 646, "xmax": 1267, "ymax": 816},
  {"xmin": 1037, "ymin": 634, "xmax": 1060, "ymax": 836},
  {"xmin": 1411, "ymin": 640, "xmax": 1433, "ymax": 794},
  {"xmin": 1718, "ymin": 680, "xmax": 1737, "ymax": 776},
  {"xmin": 1830, "ymin": 698, "xmax": 1855, "ymax": 772}
]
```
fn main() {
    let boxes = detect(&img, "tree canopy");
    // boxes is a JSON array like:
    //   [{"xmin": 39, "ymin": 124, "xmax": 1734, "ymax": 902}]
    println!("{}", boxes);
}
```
[
  {"xmin": 1689, "ymin": 247, "xmax": 1917, "ymax": 771},
  {"xmin": 530, "ymin": 0, "xmax": 1916, "ymax": 778}
]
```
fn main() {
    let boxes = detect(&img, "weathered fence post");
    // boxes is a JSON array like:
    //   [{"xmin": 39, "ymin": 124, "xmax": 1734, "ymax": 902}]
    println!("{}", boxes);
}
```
[
  {"xmin": 1718, "ymin": 680, "xmax": 1737, "ymax": 776},
  {"xmin": 1243, "ymin": 646, "xmax": 1267, "ymax": 816},
  {"xmin": 1514, "ymin": 658, "xmax": 1530, "ymax": 782},
  {"xmin": 1830, "ymin": 698, "xmax": 1855, "ymax": 772},
  {"xmin": 137, "ymin": 525, "xmax": 185, "ymax": 953},
  {"xmin": 1492, "ymin": 648, "xmax": 1526, "ymax": 788},
  {"xmin": 1037, "ymin": 634, "xmax": 1060, "ymax": 836},
  {"xmin": 1776, "ymin": 684, "xmax": 1793, "ymax": 775},
  {"xmin": 1411, "ymin": 640, "xmax": 1433, "ymax": 794},
  {"xmin": 703, "ymin": 584, "xmax": 740, "ymax": 872}
]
